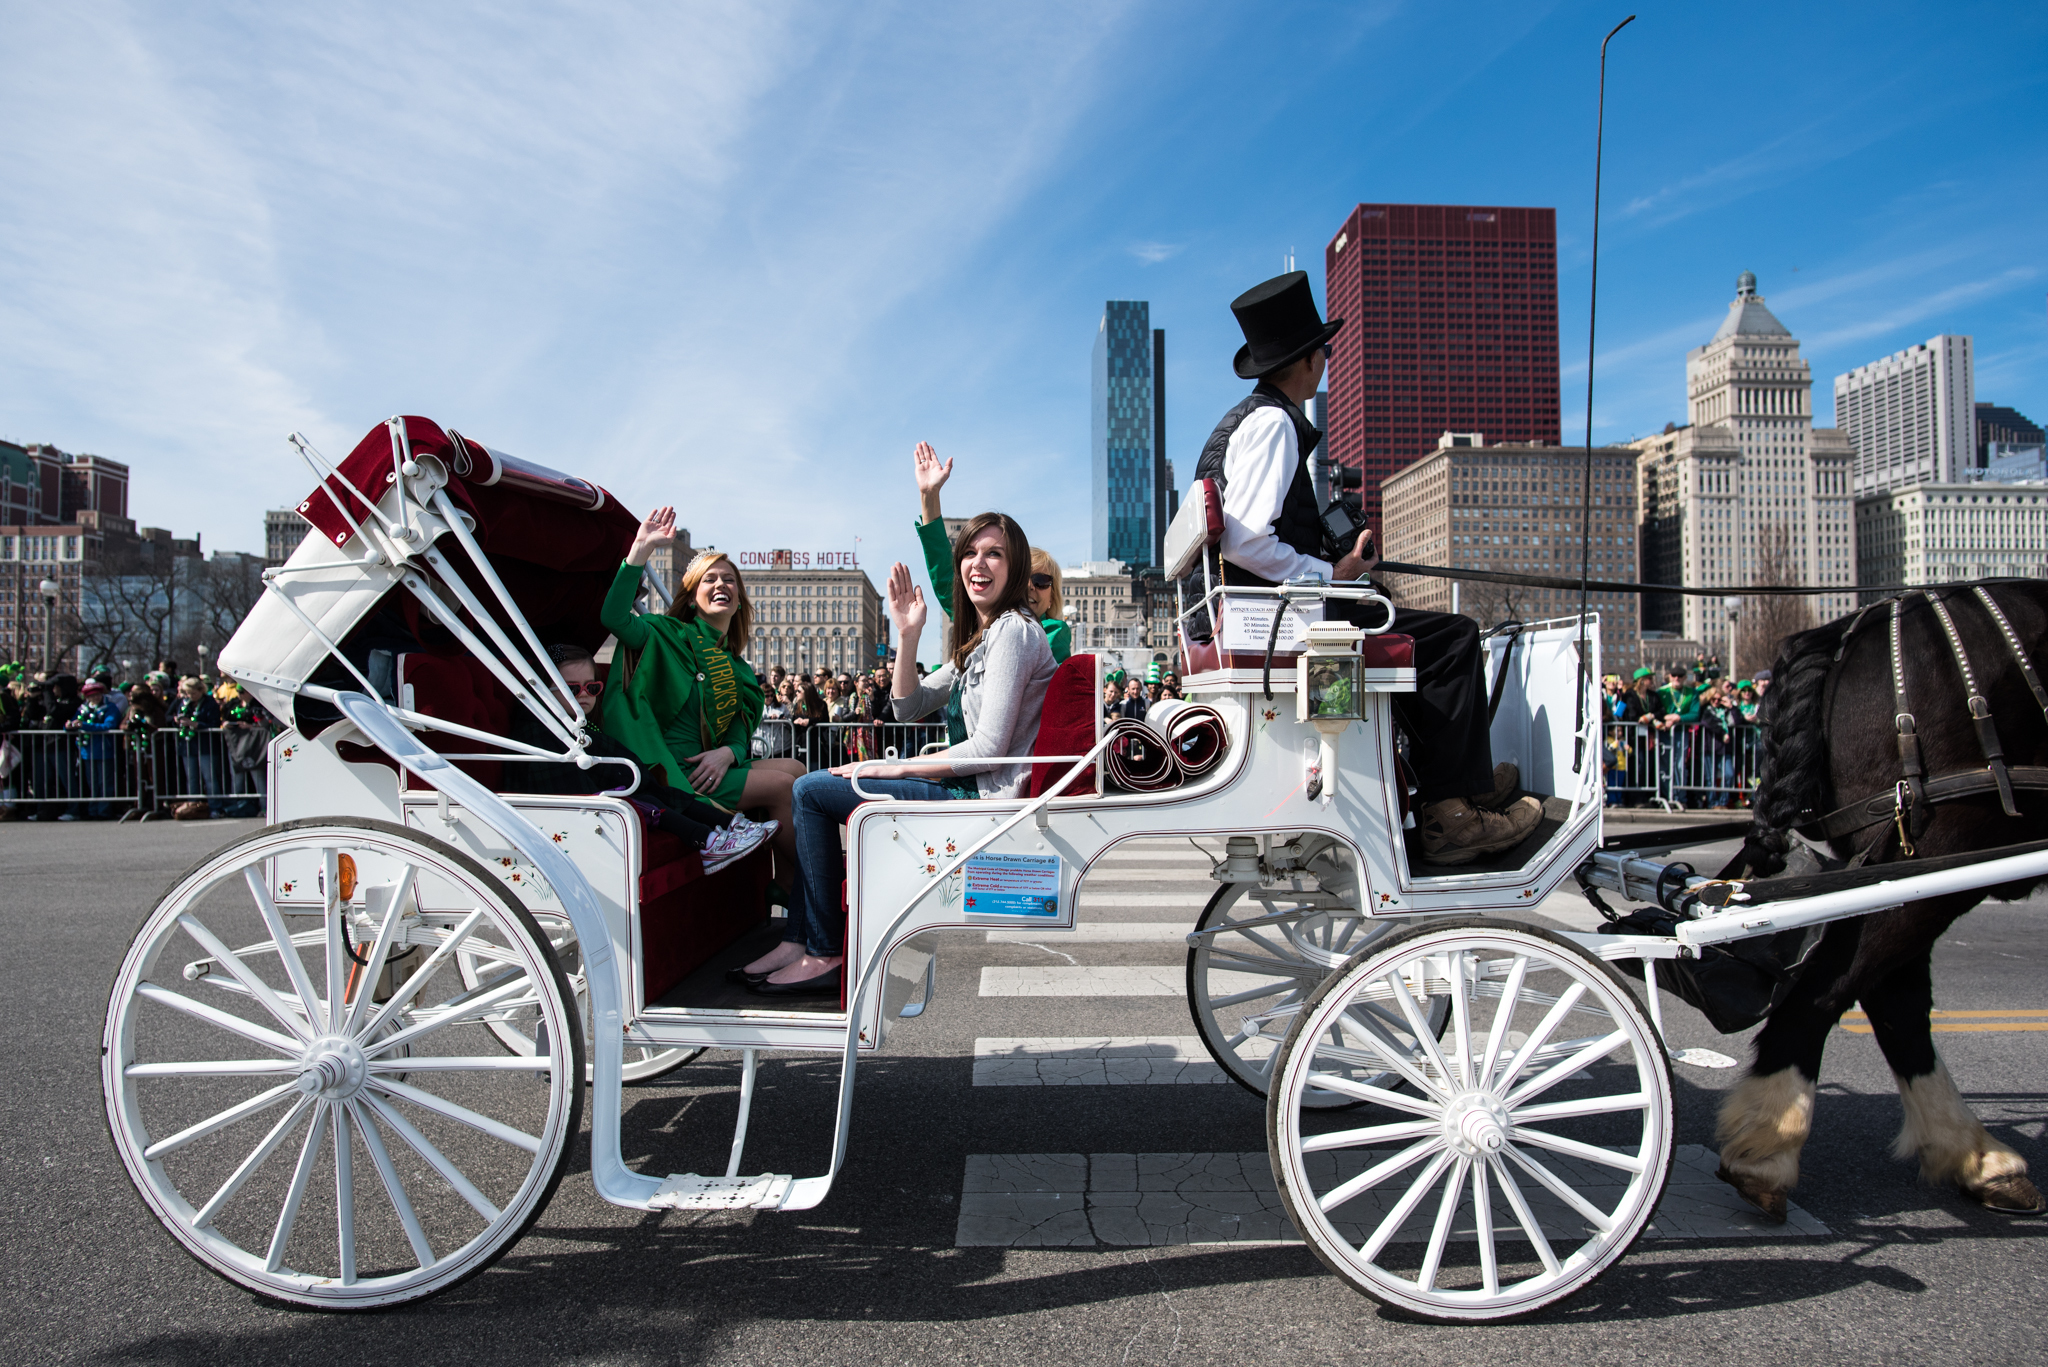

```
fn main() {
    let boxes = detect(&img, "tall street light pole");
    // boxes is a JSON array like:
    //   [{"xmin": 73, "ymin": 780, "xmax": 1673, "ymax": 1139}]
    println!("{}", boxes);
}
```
[{"xmin": 39, "ymin": 577, "xmax": 60, "ymax": 675}]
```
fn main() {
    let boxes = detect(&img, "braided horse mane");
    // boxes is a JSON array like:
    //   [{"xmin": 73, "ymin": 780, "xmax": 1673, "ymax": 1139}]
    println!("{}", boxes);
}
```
[{"xmin": 1735, "ymin": 613, "xmax": 1858, "ymax": 878}]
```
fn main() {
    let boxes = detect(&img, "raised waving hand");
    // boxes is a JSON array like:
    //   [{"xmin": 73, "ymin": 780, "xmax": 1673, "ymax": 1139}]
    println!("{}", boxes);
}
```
[
  {"xmin": 627, "ymin": 505, "xmax": 678, "ymax": 567},
  {"xmin": 913, "ymin": 442, "xmax": 953, "ymax": 524}
]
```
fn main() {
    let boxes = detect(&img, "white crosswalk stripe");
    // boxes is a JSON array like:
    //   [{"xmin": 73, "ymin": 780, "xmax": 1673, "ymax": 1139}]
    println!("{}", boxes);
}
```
[
  {"xmin": 986, "ymin": 923, "xmax": 1189, "ymax": 943},
  {"xmin": 972, "ymin": 1037, "xmax": 1227, "ymax": 1086},
  {"xmin": 979, "ymin": 966, "xmax": 1280, "ymax": 997}
]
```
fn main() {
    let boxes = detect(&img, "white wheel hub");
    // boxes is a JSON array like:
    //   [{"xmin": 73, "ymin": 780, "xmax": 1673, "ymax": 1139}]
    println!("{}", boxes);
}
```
[
  {"xmin": 1444, "ymin": 1092, "xmax": 1510, "ymax": 1156},
  {"xmin": 293, "ymin": 1037, "xmax": 367, "ymax": 1099}
]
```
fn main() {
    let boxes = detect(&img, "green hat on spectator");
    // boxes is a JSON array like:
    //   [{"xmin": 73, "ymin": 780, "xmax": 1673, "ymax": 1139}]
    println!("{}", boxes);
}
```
[{"xmin": 1631, "ymin": 666, "xmax": 1654, "ymax": 680}]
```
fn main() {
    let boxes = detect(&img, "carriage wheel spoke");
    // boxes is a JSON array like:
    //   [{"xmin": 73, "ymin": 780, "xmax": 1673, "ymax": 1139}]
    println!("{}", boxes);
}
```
[
  {"xmin": 350, "ymin": 1102, "xmax": 435, "ymax": 1269},
  {"xmin": 1512, "ymin": 1091, "xmax": 1649, "ymax": 1125},
  {"xmin": 360, "ymin": 1093, "xmax": 502, "ymax": 1222},
  {"xmin": 266, "ymin": 1102, "xmax": 329, "ymax": 1272},
  {"xmin": 343, "ymin": 868, "xmax": 415, "ymax": 1037},
  {"xmin": 135, "ymin": 982, "xmax": 301, "ymax": 1057},
  {"xmin": 1508, "ymin": 1127, "xmax": 1642, "ymax": 1177},
  {"xmin": 322, "ymin": 849, "xmax": 346, "ymax": 1034},
  {"xmin": 177, "ymin": 915, "xmax": 315, "ymax": 1044},
  {"xmin": 368, "ymin": 972, "xmax": 536, "ymax": 1058},
  {"xmin": 1389, "ymin": 969, "xmax": 1459, "ymax": 1089},
  {"xmin": 142, "ymin": 1081, "xmax": 299, "ymax": 1161},
  {"xmin": 364, "ymin": 910, "xmax": 486, "ymax": 1036},
  {"xmin": 1329, "ymin": 994, "xmax": 1444, "ymax": 1097},
  {"xmin": 192, "ymin": 1095, "xmax": 314, "ymax": 1228},
  {"xmin": 369, "ymin": 1055, "xmax": 555, "ymax": 1072},
  {"xmin": 1493, "ymin": 982, "xmax": 1586, "ymax": 1095},
  {"xmin": 1318, "ymin": 1136, "xmax": 1442, "ymax": 1214},
  {"xmin": 1300, "ymin": 1117, "xmax": 1442, "ymax": 1152},
  {"xmin": 369, "ymin": 1076, "xmax": 542, "ymax": 1153},
  {"xmin": 127, "ymin": 1059, "xmax": 296, "ymax": 1078},
  {"xmin": 1359, "ymin": 1149, "xmax": 1455, "ymax": 1262},
  {"xmin": 1227, "ymin": 926, "xmax": 1295, "ymax": 960},
  {"xmin": 1445, "ymin": 951, "xmax": 1473, "ymax": 1089},
  {"xmin": 1487, "ymin": 1153, "xmax": 1561, "ymax": 1275},
  {"xmin": 1208, "ymin": 981, "xmax": 1299, "ymax": 1010},
  {"xmin": 245, "ymin": 868, "xmax": 323, "ymax": 1015},
  {"xmin": 1419, "ymin": 1156, "xmax": 1470, "ymax": 1291},
  {"xmin": 333, "ymin": 1101, "xmax": 357, "ymax": 1285},
  {"xmin": 1303, "ymin": 1072, "xmax": 1442, "ymax": 1117},
  {"xmin": 1478, "ymin": 954, "xmax": 1529, "ymax": 1088},
  {"xmin": 1473, "ymin": 1152, "xmax": 1499, "ymax": 1296},
  {"xmin": 1504, "ymin": 1143, "xmax": 1619, "ymax": 1233},
  {"xmin": 1201, "ymin": 948, "xmax": 1321, "ymax": 979},
  {"xmin": 1505, "ymin": 1030, "xmax": 1630, "ymax": 1111}
]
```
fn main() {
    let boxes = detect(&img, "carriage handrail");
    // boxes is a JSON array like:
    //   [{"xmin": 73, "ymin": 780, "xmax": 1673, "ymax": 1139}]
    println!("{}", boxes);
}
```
[
  {"xmin": 785, "ymin": 729, "xmax": 1123, "ymax": 1211},
  {"xmin": 843, "ymin": 751, "xmax": 1101, "ymax": 801}
]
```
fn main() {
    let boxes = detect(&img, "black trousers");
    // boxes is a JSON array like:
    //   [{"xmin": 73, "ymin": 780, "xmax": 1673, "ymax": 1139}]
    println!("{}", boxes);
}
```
[{"xmin": 1339, "ymin": 603, "xmax": 1494, "ymax": 803}]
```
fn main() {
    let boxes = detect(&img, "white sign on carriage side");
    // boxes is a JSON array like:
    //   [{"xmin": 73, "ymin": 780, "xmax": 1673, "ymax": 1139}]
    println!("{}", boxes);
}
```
[{"xmin": 962, "ymin": 851, "xmax": 1062, "ymax": 918}]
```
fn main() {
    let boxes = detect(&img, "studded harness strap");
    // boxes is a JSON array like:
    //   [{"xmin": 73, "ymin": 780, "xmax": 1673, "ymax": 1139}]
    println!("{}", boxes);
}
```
[{"xmin": 1800, "ymin": 583, "xmax": 2048, "ymax": 854}]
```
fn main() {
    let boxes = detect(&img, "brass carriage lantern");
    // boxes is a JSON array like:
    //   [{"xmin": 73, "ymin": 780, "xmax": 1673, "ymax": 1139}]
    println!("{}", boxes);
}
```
[{"xmin": 1296, "ymin": 620, "xmax": 1367, "ymax": 800}]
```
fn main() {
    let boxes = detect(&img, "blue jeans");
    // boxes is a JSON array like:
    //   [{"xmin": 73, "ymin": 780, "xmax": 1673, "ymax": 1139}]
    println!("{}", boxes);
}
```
[{"xmin": 787, "ymin": 771, "xmax": 964, "ymax": 956}]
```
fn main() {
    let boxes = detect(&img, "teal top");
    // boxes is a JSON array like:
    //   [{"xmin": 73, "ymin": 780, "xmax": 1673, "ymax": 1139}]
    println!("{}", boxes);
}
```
[{"xmin": 915, "ymin": 517, "xmax": 1072, "ymax": 662}]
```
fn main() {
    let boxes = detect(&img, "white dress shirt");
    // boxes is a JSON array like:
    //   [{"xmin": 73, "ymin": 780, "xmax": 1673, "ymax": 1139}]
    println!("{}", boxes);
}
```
[{"xmin": 1218, "ymin": 405, "xmax": 1332, "ymax": 584}]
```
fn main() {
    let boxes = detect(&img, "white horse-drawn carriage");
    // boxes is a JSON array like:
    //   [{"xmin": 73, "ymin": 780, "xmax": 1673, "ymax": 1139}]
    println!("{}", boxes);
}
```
[{"xmin": 101, "ymin": 418, "xmax": 2048, "ymax": 1320}]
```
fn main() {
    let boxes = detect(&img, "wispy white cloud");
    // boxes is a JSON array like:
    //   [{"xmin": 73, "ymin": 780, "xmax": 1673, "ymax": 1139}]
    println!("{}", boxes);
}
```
[{"xmin": 1129, "ymin": 241, "xmax": 1184, "ymax": 265}]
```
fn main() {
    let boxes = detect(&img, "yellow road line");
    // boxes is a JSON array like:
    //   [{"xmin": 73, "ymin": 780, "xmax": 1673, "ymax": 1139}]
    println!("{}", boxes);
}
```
[
  {"xmin": 1841, "ymin": 1009, "xmax": 2048, "ymax": 1020},
  {"xmin": 1841, "ymin": 1022, "xmax": 2048, "ymax": 1034}
]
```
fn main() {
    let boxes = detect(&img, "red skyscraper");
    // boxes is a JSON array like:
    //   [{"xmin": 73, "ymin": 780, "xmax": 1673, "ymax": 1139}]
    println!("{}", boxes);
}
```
[{"xmin": 1323, "ymin": 204, "xmax": 1560, "ymax": 536}]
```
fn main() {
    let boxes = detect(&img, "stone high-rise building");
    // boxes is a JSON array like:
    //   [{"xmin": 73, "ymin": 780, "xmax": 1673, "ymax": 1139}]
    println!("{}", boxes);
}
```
[{"xmin": 1630, "ymin": 273, "xmax": 1856, "ymax": 658}]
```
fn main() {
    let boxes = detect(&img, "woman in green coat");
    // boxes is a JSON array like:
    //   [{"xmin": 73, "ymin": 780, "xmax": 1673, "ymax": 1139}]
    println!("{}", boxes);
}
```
[
  {"xmin": 911, "ymin": 441, "xmax": 1071, "ymax": 662},
  {"xmin": 601, "ymin": 507, "xmax": 801, "ymax": 864}
]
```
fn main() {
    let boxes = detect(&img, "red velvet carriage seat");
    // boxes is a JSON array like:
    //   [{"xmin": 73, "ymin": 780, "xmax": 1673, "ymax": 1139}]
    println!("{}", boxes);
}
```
[{"xmin": 393, "ymin": 652, "xmax": 769, "ymax": 1002}]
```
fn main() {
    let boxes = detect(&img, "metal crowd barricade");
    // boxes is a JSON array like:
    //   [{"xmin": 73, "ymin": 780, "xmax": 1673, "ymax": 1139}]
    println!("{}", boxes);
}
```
[
  {"xmin": 1600, "ymin": 718, "xmax": 1763, "ymax": 810},
  {"xmin": 795, "ymin": 720, "xmax": 948, "ymax": 771},
  {"xmin": 149, "ymin": 726, "xmax": 267, "ymax": 818},
  {"xmin": 2, "ymin": 727, "xmax": 141, "ymax": 818}
]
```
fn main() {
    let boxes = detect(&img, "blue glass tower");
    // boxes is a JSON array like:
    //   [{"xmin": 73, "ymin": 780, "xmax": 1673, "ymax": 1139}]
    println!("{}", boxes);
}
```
[{"xmin": 1091, "ymin": 301, "xmax": 1161, "ymax": 566}]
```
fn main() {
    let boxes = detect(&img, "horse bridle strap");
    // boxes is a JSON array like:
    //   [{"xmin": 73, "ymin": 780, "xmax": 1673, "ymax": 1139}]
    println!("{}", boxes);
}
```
[
  {"xmin": 1974, "ymin": 584, "xmax": 2048, "ymax": 728},
  {"xmin": 1801, "ymin": 766, "xmax": 2048, "ymax": 842},
  {"xmin": 1889, "ymin": 596, "xmax": 1932, "ymax": 837},
  {"xmin": 1922, "ymin": 588, "xmax": 2022, "ymax": 817}
]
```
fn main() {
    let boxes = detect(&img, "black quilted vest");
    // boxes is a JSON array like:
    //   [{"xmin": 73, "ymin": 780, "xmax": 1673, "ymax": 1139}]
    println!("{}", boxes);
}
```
[{"xmin": 1192, "ymin": 383, "xmax": 1325, "ymax": 586}]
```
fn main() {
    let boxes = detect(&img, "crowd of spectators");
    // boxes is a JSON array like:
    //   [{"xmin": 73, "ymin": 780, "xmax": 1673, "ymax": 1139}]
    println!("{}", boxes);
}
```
[
  {"xmin": 0, "ymin": 658, "xmax": 278, "ymax": 821},
  {"xmin": 1602, "ymin": 661, "xmax": 1769, "ymax": 809}
]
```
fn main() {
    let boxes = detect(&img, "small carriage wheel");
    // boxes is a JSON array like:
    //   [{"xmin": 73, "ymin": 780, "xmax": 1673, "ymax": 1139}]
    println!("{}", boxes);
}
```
[
  {"xmin": 1267, "ymin": 918, "xmax": 1672, "ymax": 1322},
  {"xmin": 456, "ymin": 915, "xmax": 703, "ymax": 1085},
  {"xmin": 1187, "ymin": 870, "xmax": 1447, "ymax": 1108},
  {"xmin": 102, "ymin": 817, "xmax": 585, "ymax": 1310}
]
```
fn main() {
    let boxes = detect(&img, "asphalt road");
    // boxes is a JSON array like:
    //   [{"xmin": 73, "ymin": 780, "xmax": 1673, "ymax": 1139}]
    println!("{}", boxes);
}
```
[{"xmin": 3, "ymin": 817, "xmax": 2045, "ymax": 1366}]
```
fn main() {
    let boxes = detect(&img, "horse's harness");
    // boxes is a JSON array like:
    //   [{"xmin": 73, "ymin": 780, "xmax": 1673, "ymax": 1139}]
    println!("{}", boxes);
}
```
[{"xmin": 1803, "ymin": 584, "xmax": 2048, "ymax": 863}]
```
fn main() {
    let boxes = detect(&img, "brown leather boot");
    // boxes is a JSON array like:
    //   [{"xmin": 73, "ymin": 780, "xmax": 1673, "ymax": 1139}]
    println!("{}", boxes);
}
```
[
  {"xmin": 1417, "ymin": 795, "xmax": 1543, "ymax": 865},
  {"xmin": 1478, "ymin": 762, "xmax": 1521, "ymax": 810}
]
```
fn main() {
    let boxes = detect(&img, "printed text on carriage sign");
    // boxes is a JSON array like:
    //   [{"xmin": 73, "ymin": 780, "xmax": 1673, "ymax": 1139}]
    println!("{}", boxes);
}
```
[{"xmin": 963, "ymin": 853, "xmax": 1062, "ymax": 917}]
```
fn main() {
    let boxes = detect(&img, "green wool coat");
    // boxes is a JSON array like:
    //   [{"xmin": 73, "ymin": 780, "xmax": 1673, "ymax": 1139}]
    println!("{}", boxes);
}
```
[{"xmin": 597, "ymin": 561, "xmax": 763, "ymax": 808}]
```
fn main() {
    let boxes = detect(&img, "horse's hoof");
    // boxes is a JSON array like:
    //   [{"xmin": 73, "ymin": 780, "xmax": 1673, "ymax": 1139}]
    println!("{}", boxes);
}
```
[
  {"xmin": 1716, "ymin": 1165, "xmax": 1789, "ymax": 1223},
  {"xmin": 1969, "ymin": 1174, "xmax": 2048, "ymax": 1216}
]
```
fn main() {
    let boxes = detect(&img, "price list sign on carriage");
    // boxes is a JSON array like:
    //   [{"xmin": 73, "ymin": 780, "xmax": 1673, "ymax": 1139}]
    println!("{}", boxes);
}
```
[{"xmin": 961, "ymin": 851, "xmax": 1062, "ymax": 918}]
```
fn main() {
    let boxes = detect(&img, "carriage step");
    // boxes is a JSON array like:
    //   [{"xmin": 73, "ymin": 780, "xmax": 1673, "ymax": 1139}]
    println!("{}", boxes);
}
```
[{"xmin": 649, "ymin": 1173, "xmax": 793, "ymax": 1211}]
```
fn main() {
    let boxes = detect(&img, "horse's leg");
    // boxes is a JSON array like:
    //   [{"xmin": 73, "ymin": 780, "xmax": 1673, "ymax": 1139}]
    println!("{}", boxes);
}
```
[
  {"xmin": 1861, "ymin": 948, "xmax": 2045, "ymax": 1215},
  {"xmin": 1715, "ymin": 922, "xmax": 1864, "ymax": 1220}
]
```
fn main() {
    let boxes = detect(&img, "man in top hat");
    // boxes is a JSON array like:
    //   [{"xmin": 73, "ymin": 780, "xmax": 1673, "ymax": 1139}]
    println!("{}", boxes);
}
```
[{"xmin": 1195, "ymin": 271, "xmax": 1540, "ymax": 864}]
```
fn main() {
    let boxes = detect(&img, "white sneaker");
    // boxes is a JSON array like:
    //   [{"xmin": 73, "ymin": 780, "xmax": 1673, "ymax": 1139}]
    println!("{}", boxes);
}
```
[
  {"xmin": 700, "ymin": 821, "xmax": 768, "ymax": 874},
  {"xmin": 727, "ymin": 814, "xmax": 779, "ymax": 843}
]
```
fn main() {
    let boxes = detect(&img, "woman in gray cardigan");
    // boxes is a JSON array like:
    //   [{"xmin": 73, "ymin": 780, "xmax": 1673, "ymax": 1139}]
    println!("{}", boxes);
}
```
[{"xmin": 737, "ymin": 512, "xmax": 1058, "ymax": 996}]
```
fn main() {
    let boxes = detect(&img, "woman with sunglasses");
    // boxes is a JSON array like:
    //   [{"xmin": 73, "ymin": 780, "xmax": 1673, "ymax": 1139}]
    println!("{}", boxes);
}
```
[
  {"xmin": 910, "ymin": 442, "xmax": 1071, "ymax": 662},
  {"xmin": 601, "ymin": 511, "xmax": 803, "ymax": 867},
  {"xmin": 735, "ymin": 511, "xmax": 1060, "ymax": 996}
]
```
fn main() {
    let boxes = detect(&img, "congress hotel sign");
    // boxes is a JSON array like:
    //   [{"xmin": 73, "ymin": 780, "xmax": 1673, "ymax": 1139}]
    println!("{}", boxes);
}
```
[{"xmin": 733, "ymin": 549, "xmax": 860, "ymax": 570}]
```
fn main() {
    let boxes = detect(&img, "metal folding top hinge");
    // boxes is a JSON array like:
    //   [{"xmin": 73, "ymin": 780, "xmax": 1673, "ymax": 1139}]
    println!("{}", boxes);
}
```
[{"xmin": 648, "ymin": 1173, "xmax": 793, "ymax": 1211}]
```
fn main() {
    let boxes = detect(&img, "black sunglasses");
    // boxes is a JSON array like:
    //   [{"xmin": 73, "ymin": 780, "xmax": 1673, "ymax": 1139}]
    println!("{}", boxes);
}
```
[{"xmin": 1029, "ymin": 573, "xmax": 1053, "ymax": 590}]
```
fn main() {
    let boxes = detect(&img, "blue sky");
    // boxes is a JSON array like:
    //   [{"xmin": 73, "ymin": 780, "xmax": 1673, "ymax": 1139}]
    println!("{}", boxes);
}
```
[{"xmin": 5, "ymin": 1, "xmax": 2044, "ymax": 637}]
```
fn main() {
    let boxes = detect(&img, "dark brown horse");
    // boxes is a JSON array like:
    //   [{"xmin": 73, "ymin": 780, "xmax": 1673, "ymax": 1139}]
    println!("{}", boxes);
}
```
[{"xmin": 1716, "ymin": 579, "xmax": 2048, "ymax": 1219}]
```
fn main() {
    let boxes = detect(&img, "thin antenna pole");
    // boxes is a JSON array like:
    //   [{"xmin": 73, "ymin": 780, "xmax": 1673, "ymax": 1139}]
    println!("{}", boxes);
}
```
[{"xmin": 1574, "ymin": 13, "xmax": 1635, "ymax": 773}]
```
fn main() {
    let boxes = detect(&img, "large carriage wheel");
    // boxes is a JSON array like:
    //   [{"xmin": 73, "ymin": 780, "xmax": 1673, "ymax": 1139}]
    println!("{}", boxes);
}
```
[
  {"xmin": 457, "ymin": 914, "xmax": 702, "ymax": 1085},
  {"xmin": 1267, "ymin": 919, "xmax": 1672, "ymax": 1321},
  {"xmin": 102, "ymin": 818, "xmax": 585, "ymax": 1310},
  {"xmin": 1187, "ymin": 860, "xmax": 1447, "ymax": 1108}
]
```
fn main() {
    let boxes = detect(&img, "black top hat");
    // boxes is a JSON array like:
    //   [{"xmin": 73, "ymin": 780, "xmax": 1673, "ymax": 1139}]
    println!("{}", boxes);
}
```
[{"xmin": 1230, "ymin": 271, "xmax": 1344, "ymax": 379}]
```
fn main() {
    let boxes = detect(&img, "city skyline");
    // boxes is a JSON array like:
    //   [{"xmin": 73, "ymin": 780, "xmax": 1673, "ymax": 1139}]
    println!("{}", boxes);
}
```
[{"xmin": 2, "ymin": 3, "xmax": 2042, "ymax": 589}]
